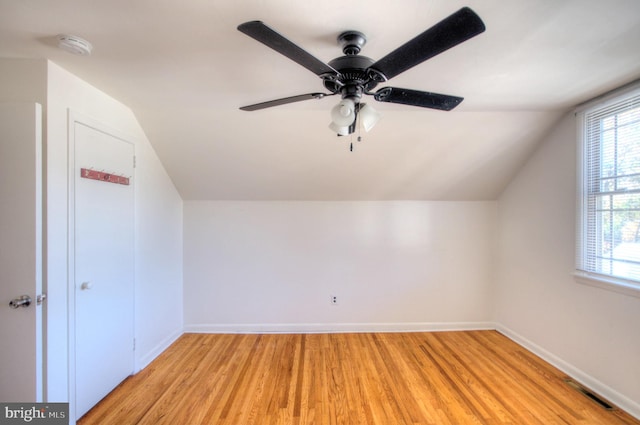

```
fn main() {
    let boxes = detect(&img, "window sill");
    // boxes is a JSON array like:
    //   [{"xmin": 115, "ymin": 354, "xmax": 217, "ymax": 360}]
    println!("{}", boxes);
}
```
[{"xmin": 573, "ymin": 271, "xmax": 640, "ymax": 298}]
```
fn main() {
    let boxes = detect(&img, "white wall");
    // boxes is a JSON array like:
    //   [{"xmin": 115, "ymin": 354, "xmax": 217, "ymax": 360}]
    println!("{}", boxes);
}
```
[
  {"xmin": 495, "ymin": 112, "xmax": 640, "ymax": 416},
  {"xmin": 0, "ymin": 59, "xmax": 47, "ymax": 102},
  {"xmin": 133, "ymin": 137, "xmax": 183, "ymax": 370},
  {"xmin": 184, "ymin": 201, "xmax": 496, "ymax": 332}
]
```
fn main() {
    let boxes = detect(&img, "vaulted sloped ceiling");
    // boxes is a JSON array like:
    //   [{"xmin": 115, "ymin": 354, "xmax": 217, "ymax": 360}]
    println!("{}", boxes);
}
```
[{"xmin": 1, "ymin": 0, "xmax": 639, "ymax": 200}]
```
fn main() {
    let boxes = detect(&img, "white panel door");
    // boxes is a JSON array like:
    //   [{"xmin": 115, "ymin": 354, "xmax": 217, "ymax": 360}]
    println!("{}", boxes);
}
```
[
  {"xmin": 73, "ymin": 121, "xmax": 134, "ymax": 419},
  {"xmin": 0, "ymin": 103, "xmax": 43, "ymax": 402}
]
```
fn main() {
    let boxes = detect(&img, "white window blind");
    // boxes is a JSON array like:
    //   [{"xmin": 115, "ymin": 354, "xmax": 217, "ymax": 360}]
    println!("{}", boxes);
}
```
[{"xmin": 577, "ymin": 88, "xmax": 640, "ymax": 284}]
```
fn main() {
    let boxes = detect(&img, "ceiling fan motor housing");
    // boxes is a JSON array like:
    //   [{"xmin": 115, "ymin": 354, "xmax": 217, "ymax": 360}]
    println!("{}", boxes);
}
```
[
  {"xmin": 322, "ymin": 31, "xmax": 381, "ymax": 100},
  {"xmin": 324, "ymin": 55, "xmax": 378, "ymax": 98}
]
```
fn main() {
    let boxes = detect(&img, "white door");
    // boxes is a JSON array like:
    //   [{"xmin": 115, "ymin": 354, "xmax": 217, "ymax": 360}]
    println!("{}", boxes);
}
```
[
  {"xmin": 72, "ymin": 120, "xmax": 134, "ymax": 419},
  {"xmin": 0, "ymin": 103, "xmax": 43, "ymax": 402}
]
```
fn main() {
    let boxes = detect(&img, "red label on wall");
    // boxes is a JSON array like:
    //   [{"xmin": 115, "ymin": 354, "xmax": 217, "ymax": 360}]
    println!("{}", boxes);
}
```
[{"xmin": 80, "ymin": 168, "xmax": 130, "ymax": 185}]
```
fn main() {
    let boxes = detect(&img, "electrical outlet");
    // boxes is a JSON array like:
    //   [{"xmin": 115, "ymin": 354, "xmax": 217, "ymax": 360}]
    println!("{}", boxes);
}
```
[{"xmin": 330, "ymin": 295, "xmax": 338, "ymax": 305}]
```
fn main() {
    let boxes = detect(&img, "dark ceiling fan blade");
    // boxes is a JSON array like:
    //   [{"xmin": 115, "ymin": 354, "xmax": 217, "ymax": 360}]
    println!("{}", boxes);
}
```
[
  {"xmin": 368, "ymin": 7, "xmax": 485, "ymax": 81},
  {"xmin": 240, "ymin": 93, "xmax": 332, "ymax": 111},
  {"xmin": 238, "ymin": 21, "xmax": 339, "ymax": 77},
  {"xmin": 373, "ymin": 87, "xmax": 463, "ymax": 111}
]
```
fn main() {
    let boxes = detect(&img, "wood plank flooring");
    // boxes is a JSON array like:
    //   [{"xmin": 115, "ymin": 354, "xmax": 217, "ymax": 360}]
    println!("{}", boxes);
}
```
[{"xmin": 78, "ymin": 331, "xmax": 640, "ymax": 425}]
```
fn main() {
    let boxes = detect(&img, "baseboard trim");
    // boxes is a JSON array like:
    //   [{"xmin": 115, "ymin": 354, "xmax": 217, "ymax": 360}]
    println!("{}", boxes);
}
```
[
  {"xmin": 496, "ymin": 324, "xmax": 640, "ymax": 420},
  {"xmin": 183, "ymin": 321, "xmax": 496, "ymax": 334},
  {"xmin": 135, "ymin": 328, "xmax": 183, "ymax": 373}
]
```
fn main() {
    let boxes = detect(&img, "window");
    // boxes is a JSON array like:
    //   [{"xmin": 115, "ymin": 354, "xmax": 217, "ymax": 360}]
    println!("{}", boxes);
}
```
[{"xmin": 576, "ymin": 84, "xmax": 640, "ymax": 296}]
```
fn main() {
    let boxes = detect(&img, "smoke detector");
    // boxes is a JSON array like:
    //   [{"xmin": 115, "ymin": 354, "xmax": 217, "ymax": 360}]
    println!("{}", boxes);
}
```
[{"xmin": 57, "ymin": 34, "xmax": 92, "ymax": 56}]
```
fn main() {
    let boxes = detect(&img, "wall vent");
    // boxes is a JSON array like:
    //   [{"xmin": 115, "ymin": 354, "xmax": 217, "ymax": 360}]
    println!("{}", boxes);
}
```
[{"xmin": 564, "ymin": 378, "xmax": 616, "ymax": 411}]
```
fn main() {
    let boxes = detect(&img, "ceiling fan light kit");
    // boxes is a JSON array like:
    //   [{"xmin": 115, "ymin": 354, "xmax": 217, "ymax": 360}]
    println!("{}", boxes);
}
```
[
  {"xmin": 237, "ymin": 6, "xmax": 485, "ymax": 143},
  {"xmin": 329, "ymin": 101, "xmax": 380, "ymax": 138}
]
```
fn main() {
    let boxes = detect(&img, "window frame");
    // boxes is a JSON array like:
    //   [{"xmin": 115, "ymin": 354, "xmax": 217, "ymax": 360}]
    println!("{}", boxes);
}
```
[{"xmin": 575, "ymin": 82, "xmax": 640, "ymax": 298}]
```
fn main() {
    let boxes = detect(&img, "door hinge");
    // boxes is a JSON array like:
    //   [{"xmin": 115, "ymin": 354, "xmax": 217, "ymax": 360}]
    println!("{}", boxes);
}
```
[
  {"xmin": 133, "ymin": 155, "xmax": 136, "ymax": 168},
  {"xmin": 133, "ymin": 338, "xmax": 136, "ymax": 351}
]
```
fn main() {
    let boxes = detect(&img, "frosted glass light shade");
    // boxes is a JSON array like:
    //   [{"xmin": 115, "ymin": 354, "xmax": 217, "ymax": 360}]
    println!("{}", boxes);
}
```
[
  {"xmin": 358, "ymin": 103, "xmax": 381, "ymax": 132},
  {"xmin": 329, "ymin": 122, "xmax": 351, "ymax": 136},
  {"xmin": 330, "ymin": 98, "xmax": 356, "ymax": 127}
]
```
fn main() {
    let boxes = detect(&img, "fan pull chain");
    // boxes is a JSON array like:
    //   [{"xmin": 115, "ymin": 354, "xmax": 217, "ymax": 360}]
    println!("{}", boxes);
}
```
[{"xmin": 351, "ymin": 112, "xmax": 363, "ymax": 151}]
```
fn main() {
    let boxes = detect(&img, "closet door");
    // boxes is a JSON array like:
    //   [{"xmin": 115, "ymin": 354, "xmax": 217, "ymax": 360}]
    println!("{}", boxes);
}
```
[{"xmin": 72, "ymin": 119, "xmax": 135, "ymax": 419}]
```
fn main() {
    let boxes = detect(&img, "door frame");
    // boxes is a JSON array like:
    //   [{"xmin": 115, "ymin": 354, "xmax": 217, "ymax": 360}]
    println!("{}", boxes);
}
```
[
  {"xmin": 67, "ymin": 110, "xmax": 136, "ymax": 421},
  {"xmin": 0, "ymin": 102, "xmax": 44, "ymax": 402}
]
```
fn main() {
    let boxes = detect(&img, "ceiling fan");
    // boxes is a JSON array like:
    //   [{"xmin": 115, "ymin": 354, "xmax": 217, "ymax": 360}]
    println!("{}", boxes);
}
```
[{"xmin": 238, "ymin": 7, "xmax": 485, "ymax": 137}]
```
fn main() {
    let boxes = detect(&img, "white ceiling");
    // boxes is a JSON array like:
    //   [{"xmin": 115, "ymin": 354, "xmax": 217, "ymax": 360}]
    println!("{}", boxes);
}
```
[{"xmin": 1, "ymin": 0, "xmax": 639, "ymax": 200}]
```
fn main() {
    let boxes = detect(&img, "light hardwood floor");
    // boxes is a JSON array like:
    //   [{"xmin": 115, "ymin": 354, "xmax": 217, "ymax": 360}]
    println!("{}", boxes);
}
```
[{"xmin": 78, "ymin": 331, "xmax": 639, "ymax": 425}]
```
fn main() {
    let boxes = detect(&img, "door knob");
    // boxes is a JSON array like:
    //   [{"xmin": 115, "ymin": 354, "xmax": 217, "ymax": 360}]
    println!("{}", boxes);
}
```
[
  {"xmin": 9, "ymin": 295, "xmax": 32, "ymax": 309},
  {"xmin": 80, "ymin": 281, "xmax": 93, "ymax": 290}
]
